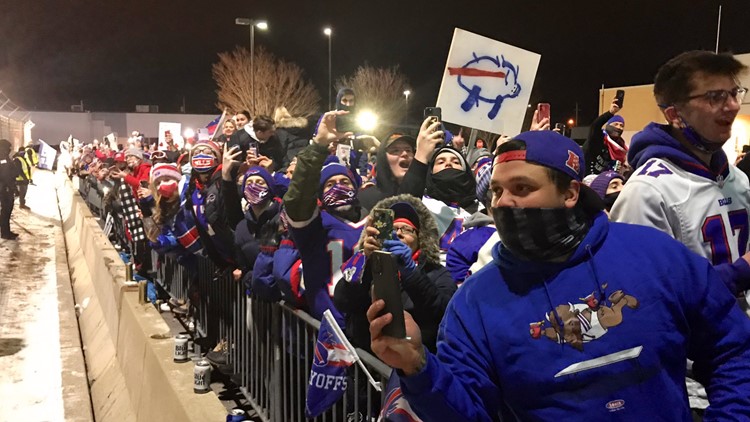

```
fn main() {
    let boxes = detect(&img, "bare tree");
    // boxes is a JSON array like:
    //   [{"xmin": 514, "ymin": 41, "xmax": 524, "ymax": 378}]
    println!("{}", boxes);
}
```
[
  {"xmin": 213, "ymin": 46, "xmax": 320, "ymax": 118},
  {"xmin": 336, "ymin": 65, "xmax": 410, "ymax": 137}
]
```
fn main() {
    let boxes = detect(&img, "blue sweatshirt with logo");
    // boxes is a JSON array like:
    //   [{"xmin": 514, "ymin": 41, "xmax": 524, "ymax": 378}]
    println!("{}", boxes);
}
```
[{"xmin": 400, "ymin": 212, "xmax": 750, "ymax": 421}]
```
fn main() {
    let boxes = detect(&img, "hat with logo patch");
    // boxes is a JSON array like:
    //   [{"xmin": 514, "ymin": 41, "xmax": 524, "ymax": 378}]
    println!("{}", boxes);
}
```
[
  {"xmin": 494, "ymin": 131, "xmax": 604, "ymax": 212},
  {"xmin": 494, "ymin": 131, "xmax": 584, "ymax": 181}
]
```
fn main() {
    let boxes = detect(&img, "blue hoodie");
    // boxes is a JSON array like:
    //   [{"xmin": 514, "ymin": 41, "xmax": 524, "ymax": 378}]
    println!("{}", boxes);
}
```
[
  {"xmin": 400, "ymin": 212, "xmax": 750, "ymax": 421},
  {"xmin": 628, "ymin": 123, "xmax": 729, "ymax": 181}
]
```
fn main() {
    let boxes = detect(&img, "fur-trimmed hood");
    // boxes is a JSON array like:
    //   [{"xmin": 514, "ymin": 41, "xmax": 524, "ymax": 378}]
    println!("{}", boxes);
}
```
[{"xmin": 356, "ymin": 194, "xmax": 441, "ymax": 266}]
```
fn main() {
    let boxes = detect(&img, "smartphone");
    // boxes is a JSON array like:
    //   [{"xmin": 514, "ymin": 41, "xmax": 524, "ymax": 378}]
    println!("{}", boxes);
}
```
[
  {"xmin": 423, "ymin": 107, "xmax": 444, "ymax": 140},
  {"xmin": 424, "ymin": 107, "xmax": 442, "ymax": 125},
  {"xmin": 247, "ymin": 145, "xmax": 257, "ymax": 158},
  {"xmin": 537, "ymin": 103, "xmax": 551, "ymax": 123},
  {"xmin": 615, "ymin": 89, "xmax": 625, "ymax": 108},
  {"xmin": 371, "ymin": 208, "xmax": 394, "ymax": 243},
  {"xmin": 370, "ymin": 250, "xmax": 406, "ymax": 339},
  {"xmin": 139, "ymin": 180, "xmax": 149, "ymax": 188}
]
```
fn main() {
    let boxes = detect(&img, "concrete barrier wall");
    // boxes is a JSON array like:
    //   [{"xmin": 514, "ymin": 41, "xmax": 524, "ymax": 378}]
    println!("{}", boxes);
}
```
[{"xmin": 56, "ymin": 179, "xmax": 226, "ymax": 421}]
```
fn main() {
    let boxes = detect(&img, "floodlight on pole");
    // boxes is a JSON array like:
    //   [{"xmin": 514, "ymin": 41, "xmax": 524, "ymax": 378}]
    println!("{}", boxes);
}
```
[
  {"xmin": 236, "ymin": 18, "xmax": 268, "ymax": 114},
  {"xmin": 324, "ymin": 27, "xmax": 333, "ymax": 110}
]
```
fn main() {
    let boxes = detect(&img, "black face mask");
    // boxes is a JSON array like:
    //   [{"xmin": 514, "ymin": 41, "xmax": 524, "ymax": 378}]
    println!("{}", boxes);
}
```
[
  {"xmin": 426, "ymin": 168, "xmax": 476, "ymax": 208},
  {"xmin": 492, "ymin": 206, "xmax": 589, "ymax": 261},
  {"xmin": 603, "ymin": 191, "xmax": 620, "ymax": 211},
  {"xmin": 605, "ymin": 124, "xmax": 623, "ymax": 138}
]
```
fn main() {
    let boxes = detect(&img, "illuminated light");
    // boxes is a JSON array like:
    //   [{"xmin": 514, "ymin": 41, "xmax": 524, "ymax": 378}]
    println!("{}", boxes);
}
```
[
  {"xmin": 183, "ymin": 128, "xmax": 195, "ymax": 139},
  {"xmin": 356, "ymin": 111, "xmax": 378, "ymax": 132},
  {"xmin": 567, "ymin": 118, "xmax": 575, "ymax": 126},
  {"xmin": 323, "ymin": 27, "xmax": 332, "ymax": 36},
  {"xmin": 256, "ymin": 21, "xmax": 268, "ymax": 30}
]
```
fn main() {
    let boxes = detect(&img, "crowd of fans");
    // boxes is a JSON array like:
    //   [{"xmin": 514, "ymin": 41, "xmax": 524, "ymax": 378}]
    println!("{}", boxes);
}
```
[{"xmin": 59, "ymin": 50, "xmax": 750, "ymax": 419}]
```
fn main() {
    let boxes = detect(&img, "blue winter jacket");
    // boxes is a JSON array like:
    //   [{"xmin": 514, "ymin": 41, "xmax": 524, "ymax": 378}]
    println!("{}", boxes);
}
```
[{"xmin": 400, "ymin": 212, "xmax": 750, "ymax": 421}]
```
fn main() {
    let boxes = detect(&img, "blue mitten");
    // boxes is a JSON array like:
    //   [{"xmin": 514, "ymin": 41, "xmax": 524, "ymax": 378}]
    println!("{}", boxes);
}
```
[{"xmin": 382, "ymin": 240, "xmax": 416, "ymax": 278}]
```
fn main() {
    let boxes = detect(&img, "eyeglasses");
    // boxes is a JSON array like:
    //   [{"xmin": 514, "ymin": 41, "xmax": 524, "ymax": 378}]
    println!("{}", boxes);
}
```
[
  {"xmin": 386, "ymin": 146, "xmax": 414, "ymax": 156},
  {"xmin": 684, "ymin": 87, "xmax": 747, "ymax": 108},
  {"xmin": 394, "ymin": 225, "xmax": 417, "ymax": 236}
]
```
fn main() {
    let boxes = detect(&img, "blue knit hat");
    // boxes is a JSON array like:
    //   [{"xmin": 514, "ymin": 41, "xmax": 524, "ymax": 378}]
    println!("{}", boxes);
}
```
[
  {"xmin": 589, "ymin": 171, "xmax": 624, "ymax": 199},
  {"xmin": 606, "ymin": 115, "xmax": 625, "ymax": 126},
  {"xmin": 243, "ymin": 166, "xmax": 277, "ymax": 198},
  {"xmin": 320, "ymin": 156, "xmax": 361, "ymax": 191}
]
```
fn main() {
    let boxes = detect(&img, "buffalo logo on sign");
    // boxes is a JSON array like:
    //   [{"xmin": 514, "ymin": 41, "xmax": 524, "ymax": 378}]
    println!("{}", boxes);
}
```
[{"xmin": 448, "ymin": 53, "xmax": 521, "ymax": 120}]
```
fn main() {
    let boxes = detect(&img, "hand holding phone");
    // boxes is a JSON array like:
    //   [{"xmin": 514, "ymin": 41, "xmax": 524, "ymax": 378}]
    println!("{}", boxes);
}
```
[
  {"xmin": 423, "ymin": 107, "xmax": 444, "ymax": 140},
  {"xmin": 370, "ymin": 250, "xmax": 406, "ymax": 339},
  {"xmin": 536, "ymin": 103, "xmax": 551, "ymax": 124}
]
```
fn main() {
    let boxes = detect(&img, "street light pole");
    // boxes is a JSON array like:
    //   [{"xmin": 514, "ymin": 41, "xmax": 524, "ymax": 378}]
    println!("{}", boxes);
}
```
[
  {"xmin": 324, "ymin": 27, "xmax": 332, "ymax": 110},
  {"xmin": 236, "ymin": 18, "xmax": 268, "ymax": 114},
  {"xmin": 403, "ymin": 90, "xmax": 411, "ymax": 125}
]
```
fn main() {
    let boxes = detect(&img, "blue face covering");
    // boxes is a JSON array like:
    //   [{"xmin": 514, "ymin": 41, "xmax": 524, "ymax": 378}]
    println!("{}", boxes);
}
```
[
  {"xmin": 244, "ymin": 183, "xmax": 270, "ymax": 206},
  {"xmin": 322, "ymin": 183, "xmax": 356, "ymax": 208},
  {"xmin": 677, "ymin": 115, "xmax": 725, "ymax": 153}
]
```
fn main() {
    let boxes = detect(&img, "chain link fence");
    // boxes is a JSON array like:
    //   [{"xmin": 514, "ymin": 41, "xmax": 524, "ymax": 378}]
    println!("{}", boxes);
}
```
[{"xmin": 0, "ymin": 90, "xmax": 30, "ymax": 151}]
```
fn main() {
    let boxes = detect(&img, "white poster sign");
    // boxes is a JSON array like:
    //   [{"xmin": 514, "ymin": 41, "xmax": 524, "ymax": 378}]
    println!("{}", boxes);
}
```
[
  {"xmin": 437, "ymin": 28, "xmax": 541, "ymax": 136},
  {"xmin": 158, "ymin": 122, "xmax": 182, "ymax": 150},
  {"xmin": 37, "ymin": 139, "xmax": 57, "ymax": 170}
]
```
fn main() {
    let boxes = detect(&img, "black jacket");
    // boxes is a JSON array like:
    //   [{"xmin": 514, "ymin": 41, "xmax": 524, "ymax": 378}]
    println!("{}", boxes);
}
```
[
  {"xmin": 333, "ymin": 194, "xmax": 457, "ymax": 353},
  {"xmin": 582, "ymin": 111, "xmax": 616, "ymax": 176}
]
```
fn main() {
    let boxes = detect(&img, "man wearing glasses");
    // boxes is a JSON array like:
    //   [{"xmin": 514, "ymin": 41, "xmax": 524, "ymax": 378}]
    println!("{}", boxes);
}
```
[{"xmin": 610, "ymin": 50, "xmax": 749, "ymax": 416}]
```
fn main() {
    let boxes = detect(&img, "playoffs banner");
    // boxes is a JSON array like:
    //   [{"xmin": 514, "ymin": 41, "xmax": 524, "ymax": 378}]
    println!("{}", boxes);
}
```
[
  {"xmin": 437, "ymin": 28, "xmax": 541, "ymax": 136},
  {"xmin": 305, "ymin": 309, "xmax": 358, "ymax": 418},
  {"xmin": 305, "ymin": 309, "xmax": 381, "ymax": 417}
]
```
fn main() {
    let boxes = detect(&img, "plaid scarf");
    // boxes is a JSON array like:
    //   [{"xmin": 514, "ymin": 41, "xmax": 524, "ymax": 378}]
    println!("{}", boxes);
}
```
[{"xmin": 119, "ymin": 181, "xmax": 146, "ymax": 242}]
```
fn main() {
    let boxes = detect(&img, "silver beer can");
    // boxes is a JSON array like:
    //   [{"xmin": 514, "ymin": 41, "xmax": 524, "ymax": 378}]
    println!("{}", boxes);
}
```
[
  {"xmin": 193, "ymin": 359, "xmax": 211, "ymax": 394},
  {"xmin": 173, "ymin": 334, "xmax": 189, "ymax": 363}
]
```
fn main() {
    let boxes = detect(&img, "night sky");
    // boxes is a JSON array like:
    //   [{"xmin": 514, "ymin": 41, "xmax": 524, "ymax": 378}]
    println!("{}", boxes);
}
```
[{"xmin": 1, "ymin": 0, "xmax": 749, "ymax": 126}]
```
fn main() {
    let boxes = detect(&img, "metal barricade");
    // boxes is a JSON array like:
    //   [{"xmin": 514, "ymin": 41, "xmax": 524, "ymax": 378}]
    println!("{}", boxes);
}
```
[{"xmin": 80, "ymin": 181, "xmax": 395, "ymax": 422}]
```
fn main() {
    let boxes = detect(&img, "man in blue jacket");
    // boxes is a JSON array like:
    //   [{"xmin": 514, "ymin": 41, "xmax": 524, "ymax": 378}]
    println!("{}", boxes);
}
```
[{"xmin": 368, "ymin": 130, "xmax": 750, "ymax": 420}]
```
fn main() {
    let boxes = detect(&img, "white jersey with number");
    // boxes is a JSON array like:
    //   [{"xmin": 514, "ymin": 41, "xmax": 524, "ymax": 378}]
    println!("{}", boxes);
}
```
[{"xmin": 611, "ymin": 157, "xmax": 750, "ymax": 267}]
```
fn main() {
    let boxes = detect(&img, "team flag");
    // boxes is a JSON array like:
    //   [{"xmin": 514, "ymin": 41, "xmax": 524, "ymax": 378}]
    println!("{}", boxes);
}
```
[
  {"xmin": 378, "ymin": 370, "xmax": 423, "ymax": 422},
  {"xmin": 305, "ymin": 309, "xmax": 381, "ymax": 417}
]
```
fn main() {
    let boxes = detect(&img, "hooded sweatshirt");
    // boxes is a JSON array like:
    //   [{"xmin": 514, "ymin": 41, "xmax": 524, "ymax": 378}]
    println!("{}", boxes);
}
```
[
  {"xmin": 610, "ymin": 123, "xmax": 750, "ymax": 296},
  {"xmin": 399, "ymin": 212, "xmax": 750, "ymax": 421}
]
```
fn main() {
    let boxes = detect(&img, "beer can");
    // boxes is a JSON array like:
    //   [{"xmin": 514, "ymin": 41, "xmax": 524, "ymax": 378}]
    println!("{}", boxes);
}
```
[
  {"xmin": 226, "ymin": 409, "xmax": 247, "ymax": 422},
  {"xmin": 173, "ymin": 334, "xmax": 189, "ymax": 363},
  {"xmin": 125, "ymin": 262, "xmax": 132, "ymax": 281},
  {"xmin": 193, "ymin": 359, "xmax": 211, "ymax": 394}
]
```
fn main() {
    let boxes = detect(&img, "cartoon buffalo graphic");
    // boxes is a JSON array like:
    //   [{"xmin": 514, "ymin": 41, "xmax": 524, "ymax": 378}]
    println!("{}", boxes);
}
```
[{"xmin": 529, "ymin": 287, "xmax": 639, "ymax": 351}]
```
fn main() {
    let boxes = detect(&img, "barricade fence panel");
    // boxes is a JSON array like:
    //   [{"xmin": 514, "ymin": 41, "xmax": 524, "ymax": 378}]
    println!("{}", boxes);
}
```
[{"xmin": 79, "ymin": 177, "xmax": 395, "ymax": 421}]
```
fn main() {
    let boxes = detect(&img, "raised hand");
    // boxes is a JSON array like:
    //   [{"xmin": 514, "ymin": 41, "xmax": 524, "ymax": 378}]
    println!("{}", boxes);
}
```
[
  {"xmin": 415, "ymin": 117, "xmax": 444, "ymax": 164},
  {"xmin": 368, "ymin": 300, "xmax": 425, "ymax": 376}
]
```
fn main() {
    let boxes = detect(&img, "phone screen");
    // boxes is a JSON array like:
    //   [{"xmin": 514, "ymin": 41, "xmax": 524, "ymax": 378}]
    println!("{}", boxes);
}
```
[
  {"xmin": 537, "ymin": 103, "xmax": 551, "ymax": 123},
  {"xmin": 372, "ymin": 208, "xmax": 394, "ymax": 243}
]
